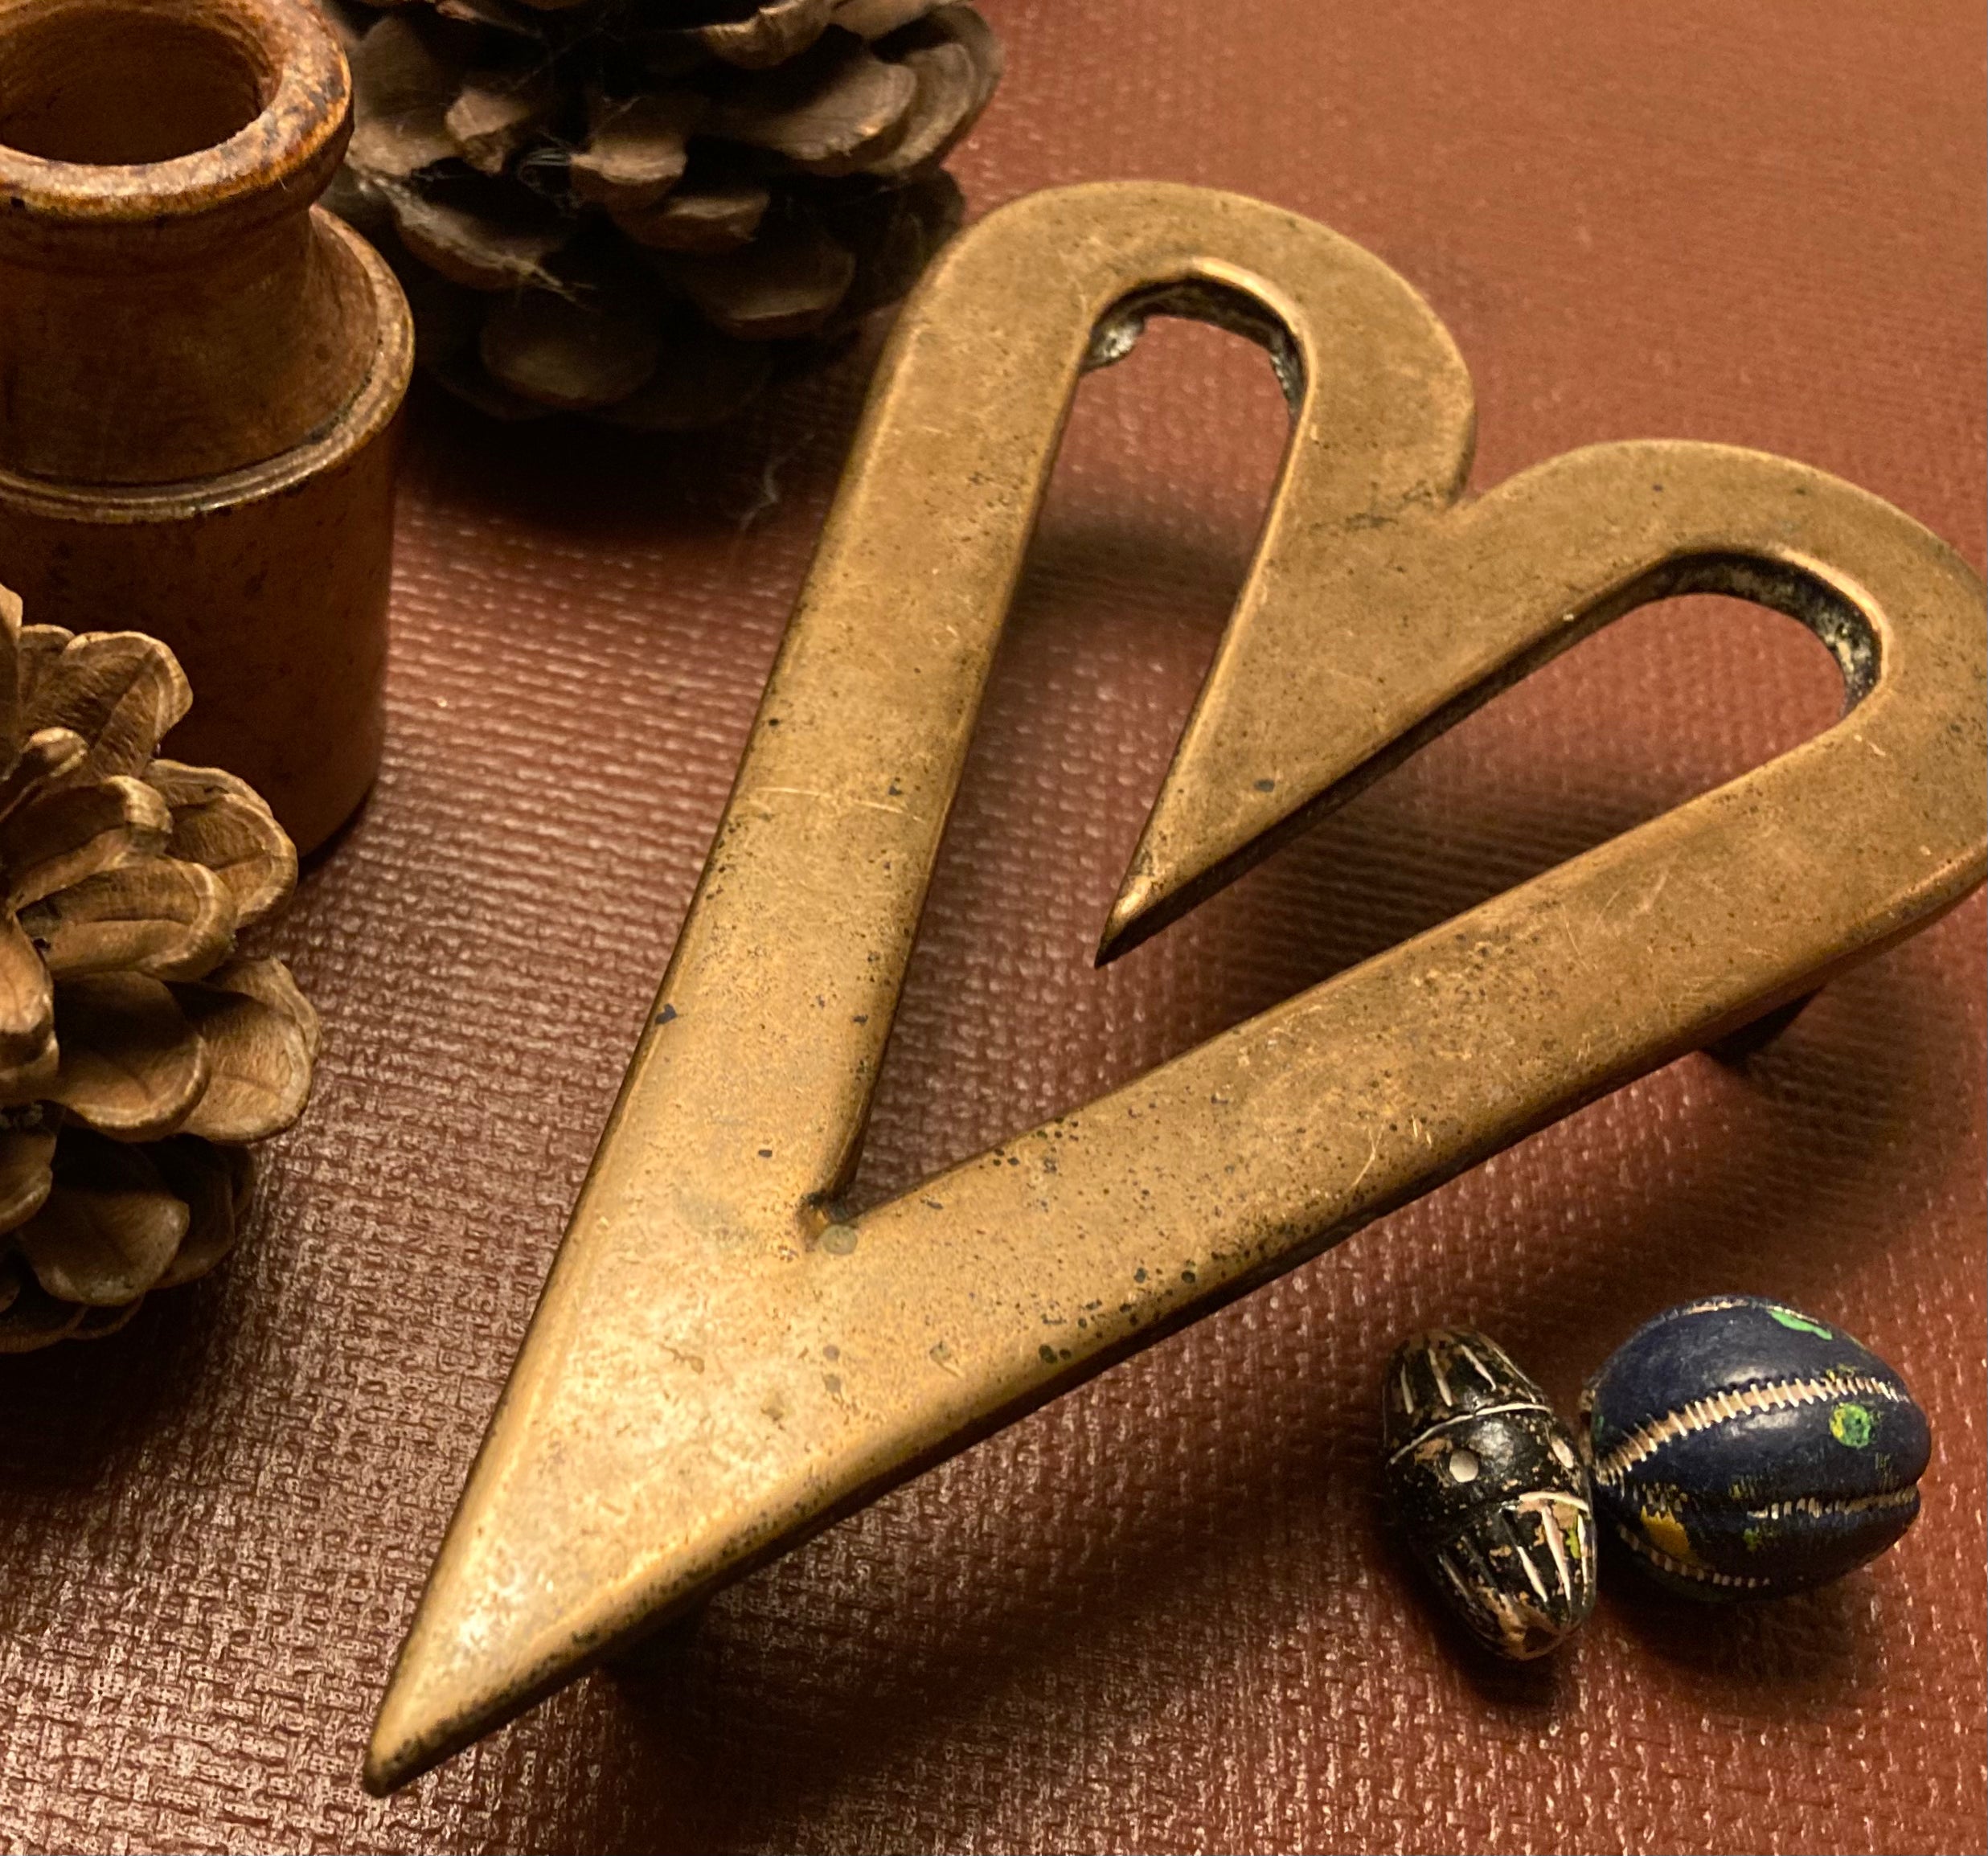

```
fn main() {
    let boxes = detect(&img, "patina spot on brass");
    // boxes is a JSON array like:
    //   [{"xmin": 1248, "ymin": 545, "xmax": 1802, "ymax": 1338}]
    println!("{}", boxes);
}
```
[{"xmin": 367, "ymin": 181, "xmax": 1986, "ymax": 1792}]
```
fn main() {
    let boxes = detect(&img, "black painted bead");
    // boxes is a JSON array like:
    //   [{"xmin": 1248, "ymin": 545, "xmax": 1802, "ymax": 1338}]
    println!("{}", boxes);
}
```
[
  {"xmin": 1383, "ymin": 1328, "xmax": 1597, "ymax": 1659},
  {"xmin": 1581, "ymin": 1295, "xmax": 1929, "ymax": 1599}
]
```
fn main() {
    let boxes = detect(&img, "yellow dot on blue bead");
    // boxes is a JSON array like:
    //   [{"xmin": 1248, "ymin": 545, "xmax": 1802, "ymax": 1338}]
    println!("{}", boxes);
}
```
[{"xmin": 1830, "ymin": 1402, "xmax": 1874, "ymax": 1448}]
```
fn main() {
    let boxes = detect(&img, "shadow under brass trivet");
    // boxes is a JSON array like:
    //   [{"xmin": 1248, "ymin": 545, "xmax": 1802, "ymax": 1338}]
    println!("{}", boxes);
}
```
[{"xmin": 367, "ymin": 181, "xmax": 1987, "ymax": 1791}]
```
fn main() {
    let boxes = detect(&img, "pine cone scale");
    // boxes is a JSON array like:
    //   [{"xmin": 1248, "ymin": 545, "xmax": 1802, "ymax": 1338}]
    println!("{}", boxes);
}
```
[
  {"xmin": 385, "ymin": 181, "xmax": 570, "ymax": 291},
  {"xmin": 479, "ymin": 286, "xmax": 665, "ymax": 409},
  {"xmin": 37, "ymin": 634, "xmax": 195, "ymax": 783},
  {"xmin": 146, "ymin": 760, "xmax": 298, "ymax": 932},
  {"xmin": 50, "ymin": 973, "xmax": 214, "ymax": 1143},
  {"xmin": 15, "ymin": 1133, "xmax": 192, "ymax": 1308},
  {"xmin": 323, "ymin": 0, "xmax": 1002, "ymax": 425},
  {"xmin": 0, "ymin": 1126, "xmax": 54, "ymax": 1231},
  {"xmin": 0, "ymin": 731, "xmax": 88, "ymax": 826},
  {"xmin": 150, "ymin": 1137, "xmax": 247, "ymax": 1290},
  {"xmin": 611, "ymin": 175, "xmax": 771, "ymax": 252},
  {"xmin": 832, "ymin": 0, "xmax": 939, "ymax": 38},
  {"xmin": 21, "ymin": 857, "xmax": 236, "ymax": 983},
  {"xmin": 700, "ymin": 0, "xmax": 835, "ymax": 69},
  {"xmin": 2, "ymin": 776, "xmax": 174, "ymax": 913},
  {"xmin": 0, "ymin": 916, "xmax": 53, "ymax": 1067},
  {"xmin": 347, "ymin": 16, "xmax": 467, "ymax": 179},
  {"xmin": 704, "ymin": 34, "xmax": 919, "ymax": 173},
  {"xmin": 0, "ymin": 1261, "xmax": 84, "ymax": 1351},
  {"xmin": 172, "ymin": 973, "xmax": 317, "ymax": 1145},
  {"xmin": 569, "ymin": 92, "xmax": 704, "ymax": 210},
  {"xmin": 0, "ymin": 587, "xmax": 318, "ymax": 1351},
  {"xmin": 446, "ymin": 67, "xmax": 560, "ymax": 175}
]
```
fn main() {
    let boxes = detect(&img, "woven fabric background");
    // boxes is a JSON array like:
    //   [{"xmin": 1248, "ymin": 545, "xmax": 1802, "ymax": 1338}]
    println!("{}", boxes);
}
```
[{"xmin": 2, "ymin": 2, "xmax": 1982, "ymax": 1850}]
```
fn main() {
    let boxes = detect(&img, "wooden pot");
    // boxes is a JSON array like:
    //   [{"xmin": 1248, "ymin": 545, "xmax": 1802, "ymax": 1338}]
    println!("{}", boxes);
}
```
[{"xmin": 0, "ymin": 0, "xmax": 412, "ymax": 854}]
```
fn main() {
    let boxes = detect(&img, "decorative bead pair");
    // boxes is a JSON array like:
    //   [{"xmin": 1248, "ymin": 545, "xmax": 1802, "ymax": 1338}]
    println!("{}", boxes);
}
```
[{"xmin": 1383, "ymin": 1296, "xmax": 1930, "ymax": 1659}]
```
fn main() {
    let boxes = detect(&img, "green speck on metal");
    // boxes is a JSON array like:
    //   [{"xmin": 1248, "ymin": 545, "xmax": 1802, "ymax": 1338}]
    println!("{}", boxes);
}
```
[
  {"xmin": 1768, "ymin": 1306, "xmax": 1833, "ymax": 1338},
  {"xmin": 1830, "ymin": 1402, "xmax": 1874, "ymax": 1448}
]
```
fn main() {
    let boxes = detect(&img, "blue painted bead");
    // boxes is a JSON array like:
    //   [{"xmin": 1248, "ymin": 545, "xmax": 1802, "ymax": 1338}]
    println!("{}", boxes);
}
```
[
  {"xmin": 1582, "ymin": 1295, "xmax": 1929, "ymax": 1598},
  {"xmin": 1383, "ymin": 1328, "xmax": 1597, "ymax": 1658}
]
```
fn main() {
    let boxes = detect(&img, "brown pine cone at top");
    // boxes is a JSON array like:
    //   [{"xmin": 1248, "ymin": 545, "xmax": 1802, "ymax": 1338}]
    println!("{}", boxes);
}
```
[
  {"xmin": 0, "ymin": 584, "xmax": 319, "ymax": 1354},
  {"xmin": 322, "ymin": 0, "xmax": 1003, "ymax": 426}
]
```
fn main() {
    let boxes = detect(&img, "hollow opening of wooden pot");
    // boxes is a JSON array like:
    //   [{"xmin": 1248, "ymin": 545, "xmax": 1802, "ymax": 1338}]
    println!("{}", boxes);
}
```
[{"xmin": 0, "ymin": 6, "xmax": 273, "ymax": 166}]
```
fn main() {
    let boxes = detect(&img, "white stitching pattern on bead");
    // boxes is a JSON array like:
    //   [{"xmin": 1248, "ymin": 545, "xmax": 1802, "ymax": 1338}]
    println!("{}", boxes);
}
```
[
  {"xmin": 1609, "ymin": 1521, "xmax": 1775, "ymax": 1590},
  {"xmin": 1592, "ymin": 1374, "xmax": 1908, "ymax": 1485},
  {"xmin": 1387, "ymin": 1399, "xmax": 1556, "ymax": 1464},
  {"xmin": 1752, "ymin": 1487, "xmax": 1918, "ymax": 1523}
]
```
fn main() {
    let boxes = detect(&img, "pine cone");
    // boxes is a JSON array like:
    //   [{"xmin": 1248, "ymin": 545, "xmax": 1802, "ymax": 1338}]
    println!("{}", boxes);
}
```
[
  {"xmin": 322, "ymin": 0, "xmax": 1002, "ymax": 426},
  {"xmin": 0, "ymin": 584, "xmax": 318, "ymax": 1353}
]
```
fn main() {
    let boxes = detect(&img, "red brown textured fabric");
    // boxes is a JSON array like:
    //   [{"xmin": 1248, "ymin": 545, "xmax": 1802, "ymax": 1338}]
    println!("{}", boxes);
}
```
[{"xmin": 2, "ymin": 2, "xmax": 1983, "ymax": 1850}]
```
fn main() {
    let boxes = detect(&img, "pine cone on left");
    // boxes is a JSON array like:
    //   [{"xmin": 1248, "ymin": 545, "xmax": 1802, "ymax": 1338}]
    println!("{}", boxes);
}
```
[{"xmin": 0, "ymin": 584, "xmax": 319, "ymax": 1352}]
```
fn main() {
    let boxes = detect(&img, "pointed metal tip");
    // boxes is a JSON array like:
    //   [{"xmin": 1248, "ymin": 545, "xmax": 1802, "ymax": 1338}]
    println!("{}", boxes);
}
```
[
  {"xmin": 1094, "ymin": 875, "xmax": 1155, "ymax": 968},
  {"xmin": 1096, "ymin": 858, "xmax": 1224, "ymax": 967},
  {"xmin": 1096, "ymin": 858, "xmax": 1187, "ymax": 966},
  {"xmin": 363, "ymin": 1644, "xmax": 519, "ymax": 1797},
  {"xmin": 363, "ymin": 1692, "xmax": 450, "ymax": 1797},
  {"xmin": 363, "ymin": 1678, "xmax": 514, "ymax": 1797},
  {"xmin": 1101, "ymin": 736, "xmax": 1314, "ymax": 967},
  {"xmin": 1104, "ymin": 755, "xmax": 1346, "ymax": 969}
]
